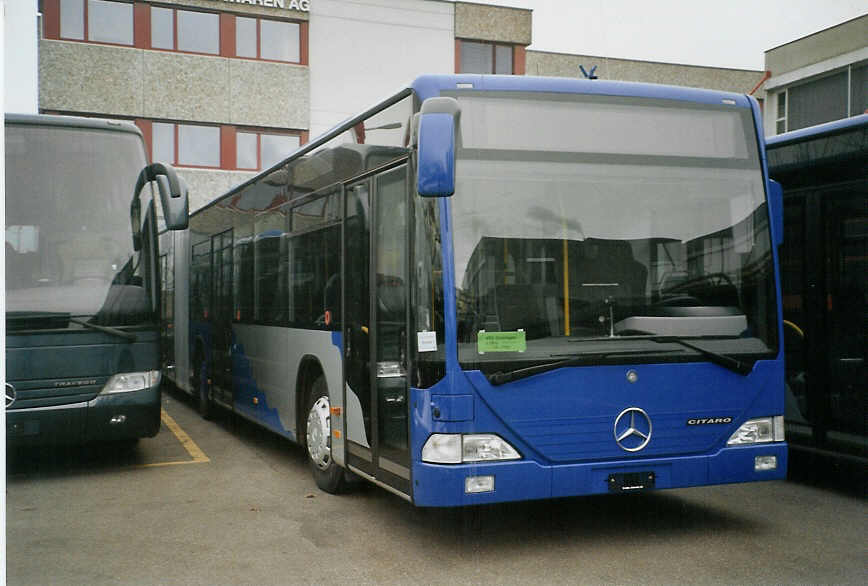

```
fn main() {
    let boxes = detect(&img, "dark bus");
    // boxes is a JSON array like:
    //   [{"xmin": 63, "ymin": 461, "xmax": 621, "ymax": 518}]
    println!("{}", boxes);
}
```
[
  {"xmin": 5, "ymin": 113, "xmax": 188, "ymax": 445},
  {"xmin": 766, "ymin": 114, "xmax": 867, "ymax": 475}
]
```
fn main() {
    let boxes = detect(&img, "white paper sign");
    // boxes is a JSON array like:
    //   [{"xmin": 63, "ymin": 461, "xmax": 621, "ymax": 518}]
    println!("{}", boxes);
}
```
[{"xmin": 417, "ymin": 331, "xmax": 437, "ymax": 353}]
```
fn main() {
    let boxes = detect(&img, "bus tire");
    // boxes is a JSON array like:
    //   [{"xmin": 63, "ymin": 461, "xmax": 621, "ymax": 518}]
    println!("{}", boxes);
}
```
[
  {"xmin": 196, "ymin": 359, "xmax": 213, "ymax": 420},
  {"xmin": 305, "ymin": 375, "xmax": 345, "ymax": 494}
]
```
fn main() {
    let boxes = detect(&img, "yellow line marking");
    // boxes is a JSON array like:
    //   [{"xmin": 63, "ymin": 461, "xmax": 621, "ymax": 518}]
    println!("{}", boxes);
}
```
[{"xmin": 136, "ymin": 408, "xmax": 210, "ymax": 468}]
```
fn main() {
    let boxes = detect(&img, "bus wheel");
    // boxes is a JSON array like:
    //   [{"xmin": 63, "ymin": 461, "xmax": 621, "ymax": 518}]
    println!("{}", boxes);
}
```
[
  {"xmin": 306, "ymin": 376, "xmax": 345, "ymax": 494},
  {"xmin": 196, "ymin": 360, "xmax": 213, "ymax": 420}
]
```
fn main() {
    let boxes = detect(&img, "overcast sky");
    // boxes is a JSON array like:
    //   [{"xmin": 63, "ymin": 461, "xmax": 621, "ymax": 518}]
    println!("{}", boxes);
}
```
[{"xmin": 460, "ymin": 0, "xmax": 867, "ymax": 70}]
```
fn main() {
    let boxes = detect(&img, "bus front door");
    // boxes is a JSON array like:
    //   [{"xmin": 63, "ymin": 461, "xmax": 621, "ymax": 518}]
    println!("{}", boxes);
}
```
[{"xmin": 343, "ymin": 165, "xmax": 411, "ymax": 497}]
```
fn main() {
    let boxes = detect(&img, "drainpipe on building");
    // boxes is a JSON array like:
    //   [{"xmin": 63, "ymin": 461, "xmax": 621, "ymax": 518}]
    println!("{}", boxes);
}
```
[{"xmin": 750, "ymin": 71, "xmax": 772, "ymax": 95}]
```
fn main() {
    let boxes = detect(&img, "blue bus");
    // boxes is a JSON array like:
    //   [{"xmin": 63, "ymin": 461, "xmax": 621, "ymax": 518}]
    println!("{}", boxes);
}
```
[
  {"xmin": 161, "ymin": 75, "xmax": 786, "ymax": 506},
  {"xmin": 5, "ymin": 114, "xmax": 188, "ymax": 446},
  {"xmin": 767, "ymin": 114, "xmax": 867, "ymax": 471}
]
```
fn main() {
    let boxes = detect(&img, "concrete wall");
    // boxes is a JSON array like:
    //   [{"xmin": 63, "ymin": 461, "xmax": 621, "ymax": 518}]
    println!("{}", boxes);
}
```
[
  {"xmin": 527, "ymin": 51, "xmax": 766, "ymax": 96},
  {"xmin": 454, "ymin": 2, "xmax": 531, "ymax": 45},
  {"xmin": 39, "ymin": 40, "xmax": 309, "ymax": 129},
  {"xmin": 181, "ymin": 168, "xmax": 258, "ymax": 212},
  {"xmin": 308, "ymin": 0, "xmax": 454, "ymax": 139},
  {"xmin": 765, "ymin": 14, "xmax": 868, "ymax": 77}
]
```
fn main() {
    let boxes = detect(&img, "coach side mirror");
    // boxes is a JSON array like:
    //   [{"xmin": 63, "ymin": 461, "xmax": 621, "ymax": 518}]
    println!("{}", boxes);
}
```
[
  {"xmin": 135, "ymin": 162, "xmax": 190, "ymax": 233},
  {"xmin": 414, "ymin": 97, "xmax": 460, "ymax": 197},
  {"xmin": 768, "ymin": 179, "xmax": 783, "ymax": 247}
]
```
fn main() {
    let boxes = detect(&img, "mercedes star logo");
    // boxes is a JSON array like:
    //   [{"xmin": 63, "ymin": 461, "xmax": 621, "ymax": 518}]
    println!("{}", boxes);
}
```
[
  {"xmin": 614, "ymin": 407, "xmax": 652, "ymax": 452},
  {"xmin": 6, "ymin": 383, "xmax": 17, "ymax": 408}
]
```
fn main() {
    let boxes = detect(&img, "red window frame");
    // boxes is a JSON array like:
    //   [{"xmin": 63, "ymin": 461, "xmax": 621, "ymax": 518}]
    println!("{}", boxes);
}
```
[
  {"xmin": 42, "ymin": 1, "xmax": 309, "ymax": 65},
  {"xmin": 49, "ymin": 0, "xmax": 135, "ymax": 47},
  {"xmin": 455, "ymin": 39, "xmax": 526, "ymax": 75},
  {"xmin": 135, "ymin": 120, "xmax": 307, "ymax": 171},
  {"xmin": 232, "ymin": 16, "xmax": 305, "ymax": 65},
  {"xmin": 235, "ymin": 129, "xmax": 304, "ymax": 171}
]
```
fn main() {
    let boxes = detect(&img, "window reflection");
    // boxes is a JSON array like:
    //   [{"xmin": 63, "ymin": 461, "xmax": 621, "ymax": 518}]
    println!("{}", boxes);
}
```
[
  {"xmin": 88, "ymin": 0, "xmax": 132, "ymax": 45},
  {"xmin": 177, "ymin": 10, "xmax": 219, "ymax": 55}
]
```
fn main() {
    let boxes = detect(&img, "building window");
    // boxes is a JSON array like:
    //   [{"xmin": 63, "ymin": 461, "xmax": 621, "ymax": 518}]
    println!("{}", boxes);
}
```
[
  {"xmin": 60, "ymin": 0, "xmax": 133, "ymax": 46},
  {"xmin": 47, "ymin": 2, "xmax": 307, "ymax": 64},
  {"xmin": 150, "ymin": 6, "xmax": 219, "ymax": 55},
  {"xmin": 237, "ymin": 131, "xmax": 301, "ymax": 170},
  {"xmin": 142, "ymin": 120, "xmax": 303, "ymax": 171},
  {"xmin": 788, "ymin": 71, "xmax": 848, "ymax": 132},
  {"xmin": 776, "ymin": 62, "xmax": 868, "ymax": 134},
  {"xmin": 776, "ymin": 92, "xmax": 787, "ymax": 135},
  {"xmin": 236, "ymin": 17, "xmax": 301, "ymax": 62},
  {"xmin": 852, "ymin": 62, "xmax": 868, "ymax": 116},
  {"xmin": 153, "ymin": 122, "xmax": 221, "ymax": 168},
  {"xmin": 459, "ymin": 40, "xmax": 513, "ymax": 74}
]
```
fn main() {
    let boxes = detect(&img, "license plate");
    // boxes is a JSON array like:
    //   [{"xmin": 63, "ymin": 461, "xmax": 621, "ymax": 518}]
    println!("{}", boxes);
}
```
[{"xmin": 607, "ymin": 471, "xmax": 655, "ymax": 492}]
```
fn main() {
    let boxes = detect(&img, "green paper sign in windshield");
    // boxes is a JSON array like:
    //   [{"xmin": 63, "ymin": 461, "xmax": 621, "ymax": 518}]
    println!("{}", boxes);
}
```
[{"xmin": 477, "ymin": 330, "xmax": 526, "ymax": 353}]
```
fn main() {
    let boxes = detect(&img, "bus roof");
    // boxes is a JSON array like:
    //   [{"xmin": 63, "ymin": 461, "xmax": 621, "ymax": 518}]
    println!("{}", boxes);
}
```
[
  {"xmin": 766, "ymin": 114, "xmax": 868, "ymax": 185},
  {"xmin": 766, "ymin": 114, "xmax": 868, "ymax": 149},
  {"xmin": 410, "ymin": 74, "xmax": 755, "ymax": 108},
  {"xmin": 5, "ymin": 112, "xmax": 143, "ymax": 138}
]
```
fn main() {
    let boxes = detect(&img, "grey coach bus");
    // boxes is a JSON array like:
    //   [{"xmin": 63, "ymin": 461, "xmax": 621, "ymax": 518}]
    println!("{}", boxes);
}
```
[{"xmin": 5, "ymin": 114, "xmax": 188, "ymax": 445}]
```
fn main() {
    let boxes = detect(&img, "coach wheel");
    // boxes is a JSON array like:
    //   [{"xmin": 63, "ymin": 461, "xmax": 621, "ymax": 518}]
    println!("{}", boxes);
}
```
[
  {"xmin": 305, "ymin": 375, "xmax": 346, "ymax": 494},
  {"xmin": 196, "ymin": 360, "xmax": 213, "ymax": 420}
]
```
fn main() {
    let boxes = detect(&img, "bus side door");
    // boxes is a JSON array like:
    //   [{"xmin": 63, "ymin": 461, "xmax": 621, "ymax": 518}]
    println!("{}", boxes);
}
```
[{"xmin": 343, "ymin": 164, "xmax": 411, "ymax": 496}]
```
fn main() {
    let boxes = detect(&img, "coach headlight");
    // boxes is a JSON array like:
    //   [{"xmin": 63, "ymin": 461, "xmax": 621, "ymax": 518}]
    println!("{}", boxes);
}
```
[
  {"xmin": 727, "ymin": 416, "xmax": 785, "ymax": 445},
  {"xmin": 422, "ymin": 433, "xmax": 521, "ymax": 464},
  {"xmin": 101, "ymin": 370, "xmax": 161, "ymax": 394}
]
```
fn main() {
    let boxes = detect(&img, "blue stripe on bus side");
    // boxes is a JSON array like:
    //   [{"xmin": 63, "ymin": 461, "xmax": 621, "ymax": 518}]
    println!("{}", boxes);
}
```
[{"xmin": 231, "ymin": 331, "xmax": 295, "ymax": 441}]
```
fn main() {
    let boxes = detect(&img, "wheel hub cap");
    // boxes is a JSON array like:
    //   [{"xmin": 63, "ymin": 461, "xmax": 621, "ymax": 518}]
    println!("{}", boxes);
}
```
[{"xmin": 307, "ymin": 396, "xmax": 331, "ymax": 470}]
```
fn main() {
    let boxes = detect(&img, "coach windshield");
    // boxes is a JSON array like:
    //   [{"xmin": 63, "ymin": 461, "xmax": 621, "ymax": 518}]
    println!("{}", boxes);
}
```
[
  {"xmin": 447, "ymin": 91, "xmax": 777, "ymax": 372},
  {"xmin": 5, "ymin": 123, "xmax": 156, "ymax": 330}
]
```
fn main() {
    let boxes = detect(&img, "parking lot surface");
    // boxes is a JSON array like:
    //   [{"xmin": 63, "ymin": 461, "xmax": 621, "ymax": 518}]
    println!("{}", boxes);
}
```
[{"xmin": 6, "ymin": 386, "xmax": 867, "ymax": 585}]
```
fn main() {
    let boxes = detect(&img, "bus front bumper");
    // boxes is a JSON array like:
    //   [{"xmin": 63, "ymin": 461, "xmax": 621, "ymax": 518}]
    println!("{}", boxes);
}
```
[
  {"xmin": 6, "ymin": 384, "xmax": 162, "ymax": 446},
  {"xmin": 411, "ymin": 443, "xmax": 788, "ymax": 507}
]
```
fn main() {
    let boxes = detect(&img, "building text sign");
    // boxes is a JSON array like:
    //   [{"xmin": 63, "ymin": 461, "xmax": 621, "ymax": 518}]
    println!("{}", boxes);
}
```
[{"xmin": 215, "ymin": 0, "xmax": 310, "ymax": 12}]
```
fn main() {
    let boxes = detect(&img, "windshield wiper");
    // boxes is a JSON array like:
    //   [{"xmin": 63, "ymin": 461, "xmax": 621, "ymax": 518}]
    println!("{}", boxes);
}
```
[
  {"xmin": 486, "ymin": 349, "xmax": 682, "ymax": 386},
  {"xmin": 578, "ymin": 331, "xmax": 756, "ymax": 376},
  {"xmin": 487, "ymin": 333, "xmax": 754, "ymax": 385},
  {"xmin": 70, "ymin": 318, "xmax": 138, "ymax": 343},
  {"xmin": 643, "ymin": 336, "xmax": 752, "ymax": 376}
]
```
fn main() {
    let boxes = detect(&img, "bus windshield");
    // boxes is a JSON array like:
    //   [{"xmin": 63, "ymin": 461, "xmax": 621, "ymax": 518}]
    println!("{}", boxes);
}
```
[
  {"xmin": 449, "ymin": 92, "xmax": 777, "ymax": 368},
  {"xmin": 5, "ymin": 123, "xmax": 155, "ymax": 328}
]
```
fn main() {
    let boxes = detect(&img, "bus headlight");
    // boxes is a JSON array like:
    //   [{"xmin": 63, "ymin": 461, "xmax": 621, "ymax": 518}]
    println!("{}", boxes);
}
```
[
  {"xmin": 422, "ymin": 433, "xmax": 521, "ymax": 464},
  {"xmin": 101, "ymin": 370, "xmax": 161, "ymax": 394},
  {"xmin": 727, "ymin": 416, "xmax": 784, "ymax": 445}
]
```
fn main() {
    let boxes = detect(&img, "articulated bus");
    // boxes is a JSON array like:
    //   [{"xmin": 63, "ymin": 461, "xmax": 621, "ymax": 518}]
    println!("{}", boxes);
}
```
[
  {"xmin": 767, "ymin": 114, "xmax": 867, "ymax": 472},
  {"xmin": 161, "ymin": 75, "xmax": 786, "ymax": 506},
  {"xmin": 5, "ymin": 114, "xmax": 188, "ymax": 446}
]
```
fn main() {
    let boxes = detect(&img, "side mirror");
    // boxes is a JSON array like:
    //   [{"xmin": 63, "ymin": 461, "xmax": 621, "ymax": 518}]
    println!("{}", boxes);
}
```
[
  {"xmin": 134, "ymin": 162, "xmax": 190, "ymax": 232},
  {"xmin": 415, "ymin": 97, "xmax": 460, "ymax": 197},
  {"xmin": 768, "ymin": 179, "xmax": 783, "ymax": 248}
]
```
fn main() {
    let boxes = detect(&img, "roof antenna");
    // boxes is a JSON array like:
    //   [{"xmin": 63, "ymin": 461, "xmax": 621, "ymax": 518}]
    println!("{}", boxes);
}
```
[{"xmin": 579, "ymin": 65, "xmax": 598, "ymax": 80}]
